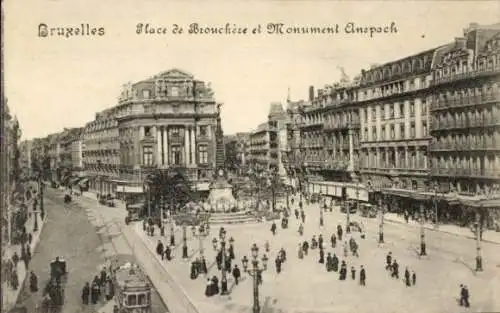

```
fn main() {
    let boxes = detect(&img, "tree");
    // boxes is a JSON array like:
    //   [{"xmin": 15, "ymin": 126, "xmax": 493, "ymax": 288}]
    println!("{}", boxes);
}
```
[{"xmin": 146, "ymin": 168, "xmax": 193, "ymax": 216}]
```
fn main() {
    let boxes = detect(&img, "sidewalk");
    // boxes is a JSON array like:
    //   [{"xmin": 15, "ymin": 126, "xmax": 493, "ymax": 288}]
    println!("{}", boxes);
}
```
[
  {"xmin": 2, "ymin": 204, "xmax": 47, "ymax": 311},
  {"xmin": 383, "ymin": 212, "xmax": 500, "ymax": 245}
]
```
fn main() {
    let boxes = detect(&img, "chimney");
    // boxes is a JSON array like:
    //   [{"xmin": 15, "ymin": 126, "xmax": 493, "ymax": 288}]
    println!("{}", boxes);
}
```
[
  {"xmin": 308, "ymin": 86, "xmax": 315, "ymax": 101},
  {"xmin": 455, "ymin": 37, "xmax": 466, "ymax": 49}
]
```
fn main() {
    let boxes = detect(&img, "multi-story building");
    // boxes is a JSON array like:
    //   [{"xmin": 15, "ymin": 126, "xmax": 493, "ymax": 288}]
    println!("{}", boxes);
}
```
[
  {"xmin": 248, "ymin": 102, "xmax": 289, "ymax": 176},
  {"xmin": 429, "ymin": 23, "xmax": 500, "ymax": 222},
  {"xmin": 83, "ymin": 68, "xmax": 220, "ymax": 198},
  {"xmin": 19, "ymin": 139, "xmax": 33, "ymax": 178},
  {"xmin": 30, "ymin": 137, "xmax": 50, "ymax": 180},
  {"xmin": 47, "ymin": 132, "xmax": 62, "ymax": 182},
  {"xmin": 357, "ymin": 49, "xmax": 436, "ymax": 208},
  {"xmin": 224, "ymin": 132, "xmax": 250, "ymax": 173},
  {"xmin": 58, "ymin": 127, "xmax": 84, "ymax": 182},
  {"xmin": 71, "ymin": 134, "xmax": 85, "ymax": 176}
]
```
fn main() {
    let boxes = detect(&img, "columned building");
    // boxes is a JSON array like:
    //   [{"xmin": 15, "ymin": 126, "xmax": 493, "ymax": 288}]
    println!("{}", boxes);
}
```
[
  {"xmin": 357, "ymin": 49, "xmax": 435, "ymax": 209},
  {"xmin": 429, "ymin": 23, "xmax": 500, "ymax": 224},
  {"xmin": 114, "ymin": 68, "xmax": 218, "ymax": 198}
]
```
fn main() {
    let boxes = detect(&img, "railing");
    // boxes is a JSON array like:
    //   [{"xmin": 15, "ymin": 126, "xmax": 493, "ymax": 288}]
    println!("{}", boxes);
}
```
[
  {"xmin": 430, "ymin": 167, "xmax": 500, "ymax": 178},
  {"xmin": 430, "ymin": 141, "xmax": 497, "ymax": 151},
  {"xmin": 431, "ymin": 117, "xmax": 500, "ymax": 131},
  {"xmin": 432, "ymin": 92, "xmax": 500, "ymax": 111},
  {"xmin": 431, "ymin": 65, "xmax": 500, "ymax": 86}
]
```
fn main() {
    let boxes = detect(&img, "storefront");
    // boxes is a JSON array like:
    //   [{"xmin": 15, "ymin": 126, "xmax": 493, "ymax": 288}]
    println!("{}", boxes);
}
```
[{"xmin": 307, "ymin": 181, "xmax": 369, "ymax": 202}]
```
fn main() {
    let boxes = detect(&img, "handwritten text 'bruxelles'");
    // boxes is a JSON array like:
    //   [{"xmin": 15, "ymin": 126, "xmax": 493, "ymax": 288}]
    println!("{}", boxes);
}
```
[{"xmin": 136, "ymin": 22, "xmax": 398, "ymax": 38}]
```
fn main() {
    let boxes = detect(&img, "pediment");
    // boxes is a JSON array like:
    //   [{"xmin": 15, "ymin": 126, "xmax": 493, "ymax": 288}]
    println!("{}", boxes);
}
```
[{"xmin": 157, "ymin": 68, "xmax": 194, "ymax": 80}]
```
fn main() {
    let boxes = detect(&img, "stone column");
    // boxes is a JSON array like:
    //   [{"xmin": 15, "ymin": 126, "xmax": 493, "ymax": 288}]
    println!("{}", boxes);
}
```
[
  {"xmin": 191, "ymin": 126, "xmax": 196, "ymax": 165},
  {"xmin": 348, "ymin": 129, "xmax": 354, "ymax": 170},
  {"xmin": 184, "ymin": 126, "xmax": 190, "ymax": 165},
  {"xmin": 157, "ymin": 126, "xmax": 162, "ymax": 165},
  {"xmin": 405, "ymin": 146, "xmax": 409, "ymax": 169},
  {"xmin": 163, "ymin": 127, "xmax": 169, "ymax": 165}
]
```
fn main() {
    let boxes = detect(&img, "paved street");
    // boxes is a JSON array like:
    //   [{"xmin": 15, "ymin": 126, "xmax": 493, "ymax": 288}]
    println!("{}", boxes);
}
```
[
  {"xmin": 13, "ymin": 188, "xmax": 169, "ymax": 313},
  {"xmin": 134, "ymin": 198, "xmax": 500, "ymax": 313}
]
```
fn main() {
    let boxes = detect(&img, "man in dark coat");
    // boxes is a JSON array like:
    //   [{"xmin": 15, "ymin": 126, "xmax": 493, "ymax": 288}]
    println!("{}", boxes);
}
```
[
  {"xmin": 392, "ymin": 260, "xmax": 399, "ymax": 279},
  {"xmin": 232, "ymin": 265, "xmax": 241, "ymax": 285},
  {"xmin": 190, "ymin": 262, "xmax": 198, "ymax": 280},
  {"xmin": 302, "ymin": 241, "xmax": 309, "ymax": 255},
  {"xmin": 229, "ymin": 244, "xmax": 235, "ymax": 260},
  {"xmin": 319, "ymin": 248, "xmax": 325, "ymax": 264},
  {"xmin": 294, "ymin": 209, "xmax": 299, "ymax": 219},
  {"xmin": 331, "ymin": 234, "xmax": 337, "ymax": 248},
  {"xmin": 326, "ymin": 253, "xmax": 333, "ymax": 271},
  {"xmin": 404, "ymin": 267, "xmax": 411, "ymax": 287},
  {"xmin": 351, "ymin": 266, "xmax": 356, "ymax": 280},
  {"xmin": 386, "ymin": 252, "xmax": 392, "ymax": 271},
  {"xmin": 271, "ymin": 222, "xmax": 277, "ymax": 235},
  {"xmin": 91, "ymin": 281, "xmax": 100, "ymax": 304},
  {"xmin": 318, "ymin": 235, "xmax": 324, "ymax": 250},
  {"xmin": 412, "ymin": 271, "xmax": 416, "ymax": 286},
  {"xmin": 205, "ymin": 278, "xmax": 214, "ymax": 297},
  {"xmin": 81, "ymin": 282, "xmax": 90, "ymax": 304},
  {"xmin": 332, "ymin": 253, "xmax": 339, "ymax": 272},
  {"xmin": 29, "ymin": 271, "xmax": 38, "ymax": 292},
  {"xmin": 300, "ymin": 210, "xmax": 305, "ymax": 223},
  {"xmin": 100, "ymin": 267, "xmax": 107, "ymax": 287},
  {"xmin": 459, "ymin": 285, "xmax": 470, "ymax": 307},
  {"xmin": 164, "ymin": 245, "xmax": 172, "ymax": 261},
  {"xmin": 211, "ymin": 276, "xmax": 219, "ymax": 295},
  {"xmin": 359, "ymin": 265, "xmax": 366, "ymax": 286},
  {"xmin": 337, "ymin": 225, "xmax": 343, "ymax": 242},
  {"xmin": 275, "ymin": 256, "xmax": 282, "ymax": 274},
  {"xmin": 216, "ymin": 251, "xmax": 223, "ymax": 270},
  {"xmin": 156, "ymin": 240, "xmax": 164, "ymax": 259},
  {"xmin": 201, "ymin": 257, "xmax": 208, "ymax": 274}
]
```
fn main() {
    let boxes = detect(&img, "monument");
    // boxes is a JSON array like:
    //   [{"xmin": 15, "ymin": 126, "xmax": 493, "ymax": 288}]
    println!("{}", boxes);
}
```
[{"xmin": 207, "ymin": 103, "xmax": 236, "ymax": 211}]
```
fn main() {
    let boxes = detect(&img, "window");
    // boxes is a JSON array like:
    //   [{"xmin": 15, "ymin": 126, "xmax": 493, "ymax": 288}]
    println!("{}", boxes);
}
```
[
  {"xmin": 144, "ymin": 126, "xmax": 151, "ymax": 137},
  {"xmin": 142, "ymin": 146, "xmax": 153, "ymax": 165},
  {"xmin": 372, "ymin": 108, "xmax": 376, "ymax": 120},
  {"xmin": 410, "ymin": 123, "xmax": 416, "ymax": 138},
  {"xmin": 171, "ymin": 146, "xmax": 182, "ymax": 165},
  {"xmin": 138, "ymin": 294, "xmax": 147, "ymax": 305},
  {"xmin": 171, "ymin": 127, "xmax": 180, "ymax": 137},
  {"xmin": 389, "ymin": 105, "xmax": 395, "ymax": 119},
  {"xmin": 199, "ymin": 125, "xmax": 208, "ymax": 137},
  {"xmin": 422, "ymin": 122, "xmax": 428, "ymax": 137},
  {"xmin": 171, "ymin": 86, "xmax": 179, "ymax": 97},
  {"xmin": 409, "ymin": 101, "xmax": 415, "ymax": 117},
  {"xmin": 198, "ymin": 145, "xmax": 208, "ymax": 164},
  {"xmin": 399, "ymin": 103, "xmax": 405, "ymax": 117},
  {"xmin": 127, "ymin": 295, "xmax": 137, "ymax": 306},
  {"xmin": 381, "ymin": 126, "xmax": 386, "ymax": 140},
  {"xmin": 380, "ymin": 105, "xmax": 385, "ymax": 120},
  {"xmin": 390, "ymin": 125, "xmax": 395, "ymax": 139},
  {"xmin": 372, "ymin": 127, "xmax": 377, "ymax": 140},
  {"xmin": 421, "ymin": 99, "xmax": 427, "ymax": 115},
  {"xmin": 364, "ymin": 128, "xmax": 368, "ymax": 141},
  {"xmin": 400, "ymin": 123, "xmax": 405, "ymax": 139},
  {"xmin": 409, "ymin": 79, "xmax": 415, "ymax": 90},
  {"xmin": 142, "ymin": 89, "xmax": 151, "ymax": 99}
]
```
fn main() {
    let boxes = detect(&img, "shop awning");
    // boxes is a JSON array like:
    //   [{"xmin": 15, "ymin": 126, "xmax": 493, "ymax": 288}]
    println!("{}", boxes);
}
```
[{"xmin": 79, "ymin": 178, "xmax": 89, "ymax": 186}]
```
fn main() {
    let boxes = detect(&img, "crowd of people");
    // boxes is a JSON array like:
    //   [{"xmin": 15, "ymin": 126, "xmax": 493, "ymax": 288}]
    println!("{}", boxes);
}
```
[{"xmin": 81, "ymin": 266, "xmax": 114, "ymax": 305}]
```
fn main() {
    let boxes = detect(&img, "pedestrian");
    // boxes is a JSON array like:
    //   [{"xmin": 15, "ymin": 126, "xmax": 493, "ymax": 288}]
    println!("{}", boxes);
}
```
[
  {"xmin": 298, "ymin": 224, "xmax": 304, "ymax": 236},
  {"xmin": 156, "ymin": 240, "xmax": 164, "ymax": 259},
  {"xmin": 201, "ymin": 257, "xmax": 208, "ymax": 274},
  {"xmin": 332, "ymin": 253, "xmax": 339, "ymax": 272},
  {"xmin": 29, "ymin": 270, "xmax": 38, "ymax": 292},
  {"xmin": 275, "ymin": 256, "xmax": 282, "ymax": 274},
  {"xmin": 81, "ymin": 282, "xmax": 90, "ymax": 304},
  {"xmin": 351, "ymin": 266, "xmax": 356, "ymax": 280},
  {"xmin": 271, "ymin": 222, "xmax": 277, "ymax": 235},
  {"xmin": 412, "ymin": 271, "xmax": 416, "ymax": 286},
  {"xmin": 343, "ymin": 242, "xmax": 348, "ymax": 258},
  {"xmin": 190, "ymin": 262, "xmax": 198, "ymax": 280},
  {"xmin": 337, "ymin": 225, "xmax": 343, "ymax": 242},
  {"xmin": 392, "ymin": 260, "xmax": 399, "ymax": 279},
  {"xmin": 331, "ymin": 234, "xmax": 337, "ymax": 248},
  {"xmin": 404, "ymin": 267, "xmax": 411, "ymax": 287},
  {"xmin": 301, "ymin": 210, "xmax": 305, "ymax": 223},
  {"xmin": 326, "ymin": 252, "xmax": 333, "ymax": 271},
  {"xmin": 100, "ymin": 267, "xmax": 107, "ymax": 287},
  {"xmin": 163, "ymin": 244, "xmax": 171, "ymax": 261},
  {"xmin": 318, "ymin": 234, "xmax": 324, "ymax": 250},
  {"xmin": 232, "ymin": 265, "xmax": 241, "ymax": 285},
  {"xmin": 459, "ymin": 284, "xmax": 470, "ymax": 307},
  {"xmin": 211, "ymin": 276, "xmax": 220, "ymax": 295},
  {"xmin": 294, "ymin": 209, "xmax": 299, "ymax": 219},
  {"xmin": 360, "ymin": 265, "xmax": 366, "ymax": 286},
  {"xmin": 318, "ymin": 248, "xmax": 325, "ymax": 264},
  {"xmin": 91, "ymin": 281, "xmax": 100, "ymax": 304},
  {"xmin": 11, "ymin": 269, "xmax": 19, "ymax": 290},
  {"xmin": 302, "ymin": 241, "xmax": 309, "ymax": 255},
  {"xmin": 205, "ymin": 278, "xmax": 214, "ymax": 297},
  {"xmin": 265, "ymin": 241, "xmax": 270, "ymax": 253},
  {"xmin": 298, "ymin": 244, "xmax": 304, "ymax": 259},
  {"xmin": 12, "ymin": 252, "xmax": 19, "ymax": 268},
  {"xmin": 311, "ymin": 236, "xmax": 318, "ymax": 249},
  {"xmin": 385, "ymin": 252, "xmax": 392, "ymax": 271}
]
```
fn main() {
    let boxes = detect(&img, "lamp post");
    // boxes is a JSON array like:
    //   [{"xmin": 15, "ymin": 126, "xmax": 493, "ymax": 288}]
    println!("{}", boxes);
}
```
[
  {"xmin": 419, "ymin": 203, "xmax": 427, "ymax": 256},
  {"xmin": 219, "ymin": 228, "xmax": 228, "ymax": 295},
  {"xmin": 195, "ymin": 225, "xmax": 208, "ymax": 258},
  {"xmin": 182, "ymin": 225, "xmax": 188, "ymax": 259},
  {"xmin": 475, "ymin": 206, "xmax": 483, "ymax": 272},
  {"xmin": 378, "ymin": 194, "xmax": 384, "ymax": 244},
  {"xmin": 169, "ymin": 211, "xmax": 175, "ymax": 246},
  {"xmin": 243, "ymin": 243, "xmax": 268, "ymax": 313},
  {"xmin": 433, "ymin": 182, "xmax": 439, "ymax": 230}
]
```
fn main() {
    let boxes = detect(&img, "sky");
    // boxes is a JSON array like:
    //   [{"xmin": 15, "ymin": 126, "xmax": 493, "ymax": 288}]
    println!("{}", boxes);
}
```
[{"xmin": 4, "ymin": 0, "xmax": 500, "ymax": 140}]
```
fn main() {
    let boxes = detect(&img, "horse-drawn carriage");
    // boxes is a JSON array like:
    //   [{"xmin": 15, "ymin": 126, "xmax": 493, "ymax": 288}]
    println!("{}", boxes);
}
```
[{"xmin": 37, "ymin": 257, "xmax": 67, "ymax": 313}]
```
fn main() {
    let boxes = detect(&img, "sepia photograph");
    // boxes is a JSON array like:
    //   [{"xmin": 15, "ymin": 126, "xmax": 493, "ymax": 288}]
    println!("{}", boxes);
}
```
[{"xmin": 1, "ymin": 1, "xmax": 500, "ymax": 312}]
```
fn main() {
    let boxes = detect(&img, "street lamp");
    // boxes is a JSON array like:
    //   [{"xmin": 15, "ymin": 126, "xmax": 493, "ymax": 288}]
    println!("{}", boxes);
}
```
[
  {"xmin": 169, "ymin": 211, "xmax": 175, "ymax": 246},
  {"xmin": 182, "ymin": 225, "xmax": 188, "ymax": 259},
  {"xmin": 432, "ymin": 182, "xmax": 440, "ymax": 230},
  {"xmin": 475, "ymin": 206, "xmax": 483, "ymax": 272},
  {"xmin": 195, "ymin": 225, "xmax": 209, "ymax": 258},
  {"xmin": 419, "ymin": 203, "xmax": 427, "ymax": 256},
  {"xmin": 245, "ymin": 243, "xmax": 268, "ymax": 313},
  {"xmin": 219, "ymin": 228, "xmax": 228, "ymax": 295},
  {"xmin": 378, "ymin": 194, "xmax": 385, "ymax": 244}
]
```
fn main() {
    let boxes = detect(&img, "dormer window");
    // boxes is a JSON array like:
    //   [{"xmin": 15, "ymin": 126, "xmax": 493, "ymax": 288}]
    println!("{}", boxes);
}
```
[
  {"xmin": 144, "ymin": 126, "xmax": 151, "ymax": 137},
  {"xmin": 171, "ymin": 86, "xmax": 179, "ymax": 97},
  {"xmin": 142, "ymin": 89, "xmax": 151, "ymax": 99}
]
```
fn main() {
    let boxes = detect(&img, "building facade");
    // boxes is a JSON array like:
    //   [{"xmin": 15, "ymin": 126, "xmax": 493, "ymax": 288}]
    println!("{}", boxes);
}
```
[
  {"xmin": 83, "ymin": 68, "xmax": 220, "ymax": 198},
  {"xmin": 224, "ymin": 132, "xmax": 250, "ymax": 173},
  {"xmin": 428, "ymin": 23, "xmax": 500, "ymax": 223},
  {"xmin": 19, "ymin": 139, "xmax": 33, "ymax": 178}
]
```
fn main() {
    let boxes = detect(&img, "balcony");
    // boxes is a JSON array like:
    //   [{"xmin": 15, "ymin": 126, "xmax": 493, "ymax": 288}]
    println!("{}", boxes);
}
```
[
  {"xmin": 429, "ymin": 141, "xmax": 498, "ymax": 152},
  {"xmin": 431, "ymin": 64, "xmax": 500, "ymax": 86},
  {"xmin": 431, "ymin": 116, "xmax": 500, "ymax": 132},
  {"xmin": 431, "ymin": 92, "xmax": 500, "ymax": 112},
  {"xmin": 430, "ymin": 167, "xmax": 500, "ymax": 179},
  {"xmin": 299, "ymin": 120, "xmax": 324, "ymax": 129}
]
